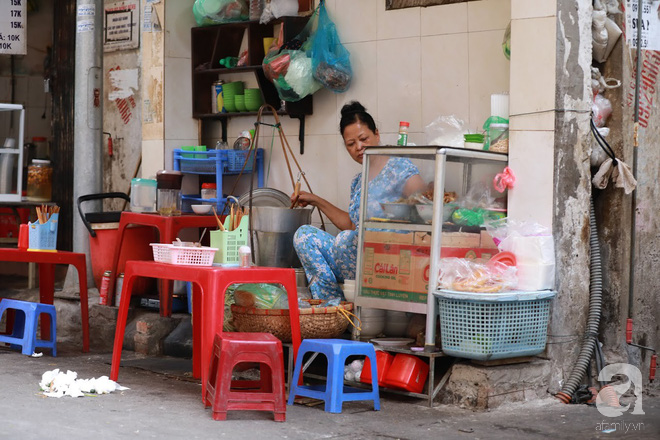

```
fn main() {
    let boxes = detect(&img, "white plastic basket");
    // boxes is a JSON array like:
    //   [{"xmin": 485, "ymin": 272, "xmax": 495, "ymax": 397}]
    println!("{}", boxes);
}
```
[{"xmin": 150, "ymin": 243, "xmax": 218, "ymax": 266}]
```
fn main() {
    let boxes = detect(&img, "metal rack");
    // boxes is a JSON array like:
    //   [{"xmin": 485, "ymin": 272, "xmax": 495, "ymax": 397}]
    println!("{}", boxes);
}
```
[{"xmin": 353, "ymin": 146, "xmax": 509, "ymax": 350}]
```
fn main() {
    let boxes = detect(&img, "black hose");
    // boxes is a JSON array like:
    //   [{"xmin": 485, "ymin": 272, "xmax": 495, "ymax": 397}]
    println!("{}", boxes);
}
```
[{"xmin": 557, "ymin": 197, "xmax": 603, "ymax": 402}]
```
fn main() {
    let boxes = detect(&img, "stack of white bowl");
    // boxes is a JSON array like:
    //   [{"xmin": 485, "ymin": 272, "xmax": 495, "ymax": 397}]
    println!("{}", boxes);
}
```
[
  {"xmin": 359, "ymin": 308, "xmax": 386, "ymax": 337},
  {"xmin": 384, "ymin": 310, "xmax": 410, "ymax": 337}
]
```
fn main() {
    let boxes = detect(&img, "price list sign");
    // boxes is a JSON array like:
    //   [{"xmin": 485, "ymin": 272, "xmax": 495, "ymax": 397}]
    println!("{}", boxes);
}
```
[
  {"xmin": 0, "ymin": 0, "xmax": 26, "ymax": 55},
  {"xmin": 625, "ymin": 0, "xmax": 660, "ymax": 50}
]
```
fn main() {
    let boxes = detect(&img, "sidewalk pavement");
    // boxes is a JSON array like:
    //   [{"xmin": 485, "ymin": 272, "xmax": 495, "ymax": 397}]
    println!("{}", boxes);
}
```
[{"xmin": 1, "ymin": 346, "xmax": 659, "ymax": 440}]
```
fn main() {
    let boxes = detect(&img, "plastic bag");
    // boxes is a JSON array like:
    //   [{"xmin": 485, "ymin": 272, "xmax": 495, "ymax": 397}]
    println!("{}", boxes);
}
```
[
  {"xmin": 262, "ymin": 9, "xmax": 322, "ymax": 102},
  {"xmin": 424, "ymin": 115, "xmax": 467, "ymax": 147},
  {"xmin": 437, "ymin": 258, "xmax": 517, "ymax": 293},
  {"xmin": 233, "ymin": 283, "xmax": 289, "ymax": 309},
  {"xmin": 193, "ymin": 0, "xmax": 248, "ymax": 26},
  {"xmin": 270, "ymin": 0, "xmax": 299, "ymax": 18},
  {"xmin": 484, "ymin": 218, "xmax": 555, "ymax": 265},
  {"xmin": 592, "ymin": 93, "xmax": 612, "ymax": 128},
  {"xmin": 311, "ymin": 2, "xmax": 352, "ymax": 93}
]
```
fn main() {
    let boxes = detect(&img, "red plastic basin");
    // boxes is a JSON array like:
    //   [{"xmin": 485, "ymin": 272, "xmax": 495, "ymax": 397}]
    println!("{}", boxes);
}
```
[
  {"xmin": 383, "ymin": 353, "xmax": 429, "ymax": 394},
  {"xmin": 361, "ymin": 350, "xmax": 394, "ymax": 387}
]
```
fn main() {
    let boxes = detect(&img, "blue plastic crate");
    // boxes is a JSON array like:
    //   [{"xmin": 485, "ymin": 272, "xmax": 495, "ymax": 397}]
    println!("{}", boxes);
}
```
[
  {"xmin": 435, "ymin": 290, "xmax": 555, "ymax": 361},
  {"xmin": 226, "ymin": 150, "xmax": 256, "ymax": 173}
]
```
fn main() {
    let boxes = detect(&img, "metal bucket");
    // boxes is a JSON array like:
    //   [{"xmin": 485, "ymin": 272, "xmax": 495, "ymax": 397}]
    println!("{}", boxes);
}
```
[{"xmin": 251, "ymin": 206, "xmax": 312, "ymax": 268}]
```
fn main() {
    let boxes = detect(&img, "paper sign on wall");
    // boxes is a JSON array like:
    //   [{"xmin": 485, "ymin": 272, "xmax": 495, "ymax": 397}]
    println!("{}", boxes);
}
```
[
  {"xmin": 0, "ymin": 0, "xmax": 27, "ymax": 55},
  {"xmin": 103, "ymin": 0, "xmax": 140, "ymax": 52},
  {"xmin": 625, "ymin": 0, "xmax": 660, "ymax": 50}
]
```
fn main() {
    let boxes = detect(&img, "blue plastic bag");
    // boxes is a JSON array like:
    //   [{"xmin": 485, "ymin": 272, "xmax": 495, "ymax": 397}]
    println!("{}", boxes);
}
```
[{"xmin": 311, "ymin": 2, "xmax": 352, "ymax": 93}]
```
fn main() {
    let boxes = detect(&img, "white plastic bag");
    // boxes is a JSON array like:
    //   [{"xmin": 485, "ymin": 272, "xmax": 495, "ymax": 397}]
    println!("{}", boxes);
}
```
[
  {"xmin": 592, "ymin": 93, "xmax": 612, "ymax": 128},
  {"xmin": 270, "ymin": 0, "xmax": 298, "ymax": 18},
  {"xmin": 424, "ymin": 115, "xmax": 466, "ymax": 148}
]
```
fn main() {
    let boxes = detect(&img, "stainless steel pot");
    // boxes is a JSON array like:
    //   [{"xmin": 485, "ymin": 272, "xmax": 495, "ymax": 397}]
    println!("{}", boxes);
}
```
[{"xmin": 251, "ymin": 206, "xmax": 312, "ymax": 268}]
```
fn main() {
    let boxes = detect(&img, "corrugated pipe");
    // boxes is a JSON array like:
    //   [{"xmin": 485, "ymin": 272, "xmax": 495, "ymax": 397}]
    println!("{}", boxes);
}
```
[{"xmin": 556, "ymin": 198, "xmax": 603, "ymax": 403}]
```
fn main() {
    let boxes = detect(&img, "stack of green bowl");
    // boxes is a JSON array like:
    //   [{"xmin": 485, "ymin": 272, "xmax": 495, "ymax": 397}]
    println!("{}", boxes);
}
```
[
  {"xmin": 463, "ymin": 133, "xmax": 485, "ymax": 150},
  {"xmin": 244, "ymin": 88, "xmax": 263, "ymax": 112},
  {"xmin": 234, "ymin": 94, "xmax": 246, "ymax": 112},
  {"xmin": 222, "ymin": 81, "xmax": 244, "ymax": 113}
]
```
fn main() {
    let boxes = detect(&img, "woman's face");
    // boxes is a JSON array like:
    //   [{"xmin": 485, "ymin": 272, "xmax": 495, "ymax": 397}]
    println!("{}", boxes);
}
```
[{"xmin": 342, "ymin": 122, "xmax": 380, "ymax": 164}]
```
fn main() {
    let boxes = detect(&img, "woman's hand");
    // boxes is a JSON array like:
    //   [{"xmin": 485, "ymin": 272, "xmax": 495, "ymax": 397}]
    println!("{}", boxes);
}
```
[{"xmin": 291, "ymin": 190, "xmax": 317, "ymax": 208}]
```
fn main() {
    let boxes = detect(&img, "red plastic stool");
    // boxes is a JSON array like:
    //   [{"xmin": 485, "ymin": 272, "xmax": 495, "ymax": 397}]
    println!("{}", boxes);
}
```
[{"xmin": 205, "ymin": 332, "xmax": 286, "ymax": 422}]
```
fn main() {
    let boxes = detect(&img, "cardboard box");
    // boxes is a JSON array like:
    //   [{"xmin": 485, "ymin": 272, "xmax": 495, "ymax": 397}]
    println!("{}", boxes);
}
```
[
  {"xmin": 480, "ymin": 230, "xmax": 499, "ymax": 249},
  {"xmin": 414, "ymin": 231, "xmax": 480, "ymax": 248},
  {"xmin": 363, "ymin": 229, "xmax": 414, "ymax": 245},
  {"xmin": 360, "ymin": 241, "xmax": 498, "ymax": 304}
]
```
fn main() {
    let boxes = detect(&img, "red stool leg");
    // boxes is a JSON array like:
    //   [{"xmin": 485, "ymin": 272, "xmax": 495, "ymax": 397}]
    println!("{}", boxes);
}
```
[
  {"xmin": 110, "ymin": 268, "xmax": 138, "ymax": 381},
  {"xmin": 205, "ymin": 335, "xmax": 222, "ymax": 408}
]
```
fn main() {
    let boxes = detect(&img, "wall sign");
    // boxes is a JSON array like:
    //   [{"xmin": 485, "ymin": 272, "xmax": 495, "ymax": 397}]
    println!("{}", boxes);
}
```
[
  {"xmin": 625, "ymin": 0, "xmax": 660, "ymax": 50},
  {"xmin": 0, "ymin": 0, "xmax": 27, "ymax": 55},
  {"xmin": 103, "ymin": 0, "xmax": 139, "ymax": 52}
]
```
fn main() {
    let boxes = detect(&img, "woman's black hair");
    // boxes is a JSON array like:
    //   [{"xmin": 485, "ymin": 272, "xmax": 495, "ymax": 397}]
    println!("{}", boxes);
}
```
[{"xmin": 339, "ymin": 101, "xmax": 377, "ymax": 135}]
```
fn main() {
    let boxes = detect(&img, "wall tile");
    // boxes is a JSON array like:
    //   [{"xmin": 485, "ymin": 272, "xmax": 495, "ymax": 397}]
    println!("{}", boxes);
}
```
[
  {"xmin": 333, "ymin": 0, "xmax": 378, "ymax": 43},
  {"xmin": 421, "ymin": 2, "xmax": 468, "ymax": 36},
  {"xmin": 468, "ymin": 0, "xmax": 511, "ymax": 32},
  {"xmin": 377, "ymin": 2, "xmax": 420, "ymax": 40},
  {"xmin": 507, "ymin": 130, "xmax": 554, "ymax": 229},
  {"xmin": 468, "ymin": 30, "xmax": 510, "ymax": 129},
  {"xmin": 164, "ymin": 58, "xmax": 197, "ymax": 140},
  {"xmin": 0, "ymin": 78, "xmax": 10, "ymax": 102},
  {"xmin": 166, "ymin": 0, "xmax": 196, "ymax": 59},
  {"xmin": 142, "ymin": 139, "xmax": 165, "ymax": 178},
  {"xmin": 337, "ymin": 42, "xmax": 378, "ymax": 126},
  {"xmin": 27, "ymin": 76, "xmax": 47, "ymax": 106},
  {"xmin": 10, "ymin": 77, "xmax": 28, "ymax": 106},
  {"xmin": 510, "ymin": 111, "xmax": 555, "ymax": 132},
  {"xmin": 509, "ymin": 17, "xmax": 556, "ymax": 122},
  {"xmin": 25, "ymin": 108, "xmax": 50, "ymax": 142},
  {"xmin": 306, "ymin": 88, "xmax": 338, "ymax": 136},
  {"xmin": 511, "ymin": 0, "xmax": 556, "ymax": 20},
  {"xmin": 376, "ymin": 37, "xmax": 421, "ymax": 137},
  {"xmin": 421, "ymin": 34, "xmax": 469, "ymax": 129}
]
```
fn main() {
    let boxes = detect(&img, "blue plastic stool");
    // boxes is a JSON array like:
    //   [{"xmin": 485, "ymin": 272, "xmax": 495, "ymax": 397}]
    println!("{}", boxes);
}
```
[
  {"xmin": 287, "ymin": 339, "xmax": 380, "ymax": 413},
  {"xmin": 0, "ymin": 299, "xmax": 57, "ymax": 356}
]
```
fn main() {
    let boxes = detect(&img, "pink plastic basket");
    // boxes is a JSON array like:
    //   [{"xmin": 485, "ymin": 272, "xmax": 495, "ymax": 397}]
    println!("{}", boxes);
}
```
[{"xmin": 150, "ymin": 243, "xmax": 217, "ymax": 266}]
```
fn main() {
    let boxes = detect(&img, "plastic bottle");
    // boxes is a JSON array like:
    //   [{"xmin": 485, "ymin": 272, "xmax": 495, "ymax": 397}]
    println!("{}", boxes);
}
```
[
  {"xmin": 219, "ymin": 57, "xmax": 239, "ymax": 68},
  {"xmin": 397, "ymin": 121, "xmax": 410, "ymax": 146}
]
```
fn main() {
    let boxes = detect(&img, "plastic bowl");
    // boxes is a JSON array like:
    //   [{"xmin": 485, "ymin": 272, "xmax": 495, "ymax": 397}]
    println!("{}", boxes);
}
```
[
  {"xmin": 380, "ymin": 203, "xmax": 413, "ymax": 221},
  {"xmin": 191, "ymin": 204, "xmax": 212, "ymax": 215}
]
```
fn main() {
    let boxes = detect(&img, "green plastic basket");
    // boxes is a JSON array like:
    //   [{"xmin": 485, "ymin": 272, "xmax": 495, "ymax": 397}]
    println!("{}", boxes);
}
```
[{"xmin": 210, "ymin": 215, "xmax": 249, "ymax": 264}]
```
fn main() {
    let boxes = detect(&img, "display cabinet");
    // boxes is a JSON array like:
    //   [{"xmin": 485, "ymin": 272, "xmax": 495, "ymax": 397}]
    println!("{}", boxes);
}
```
[
  {"xmin": 0, "ymin": 104, "xmax": 25, "ymax": 202},
  {"xmin": 354, "ymin": 146, "xmax": 509, "ymax": 350}
]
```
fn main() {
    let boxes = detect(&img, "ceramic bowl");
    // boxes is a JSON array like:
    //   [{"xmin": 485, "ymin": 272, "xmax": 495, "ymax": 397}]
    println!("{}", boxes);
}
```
[
  {"xmin": 380, "ymin": 202, "xmax": 413, "ymax": 221},
  {"xmin": 191, "ymin": 204, "xmax": 212, "ymax": 215}
]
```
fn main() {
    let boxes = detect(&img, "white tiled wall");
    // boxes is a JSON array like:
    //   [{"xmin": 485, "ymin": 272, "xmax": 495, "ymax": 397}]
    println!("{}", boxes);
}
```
[{"xmin": 155, "ymin": 0, "xmax": 566, "ymax": 223}]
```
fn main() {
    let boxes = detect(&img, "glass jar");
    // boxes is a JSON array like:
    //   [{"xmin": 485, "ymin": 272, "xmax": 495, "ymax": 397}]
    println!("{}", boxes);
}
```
[
  {"xmin": 487, "ymin": 123, "xmax": 509, "ymax": 153},
  {"xmin": 27, "ymin": 159, "xmax": 52, "ymax": 202},
  {"xmin": 201, "ymin": 183, "xmax": 217, "ymax": 201},
  {"xmin": 156, "ymin": 170, "xmax": 183, "ymax": 216}
]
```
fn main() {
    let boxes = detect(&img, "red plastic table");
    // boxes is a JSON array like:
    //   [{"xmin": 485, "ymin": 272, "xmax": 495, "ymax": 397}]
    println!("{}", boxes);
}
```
[
  {"xmin": 109, "ymin": 260, "xmax": 301, "ymax": 401},
  {"xmin": 108, "ymin": 212, "xmax": 220, "ymax": 315},
  {"xmin": 0, "ymin": 248, "xmax": 89, "ymax": 352}
]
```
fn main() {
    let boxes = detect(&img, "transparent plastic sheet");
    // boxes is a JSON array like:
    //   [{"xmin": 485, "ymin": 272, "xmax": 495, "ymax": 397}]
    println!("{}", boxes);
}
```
[
  {"xmin": 437, "ymin": 258, "xmax": 517, "ymax": 293},
  {"xmin": 262, "ymin": 8, "xmax": 322, "ymax": 102},
  {"xmin": 424, "ymin": 114, "xmax": 466, "ymax": 147},
  {"xmin": 193, "ymin": 0, "xmax": 248, "ymax": 26},
  {"xmin": 311, "ymin": 1, "xmax": 352, "ymax": 93},
  {"xmin": 232, "ymin": 283, "xmax": 289, "ymax": 309}
]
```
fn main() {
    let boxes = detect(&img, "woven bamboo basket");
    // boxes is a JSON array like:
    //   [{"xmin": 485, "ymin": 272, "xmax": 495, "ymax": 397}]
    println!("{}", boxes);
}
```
[{"xmin": 230, "ymin": 299, "xmax": 355, "ymax": 342}]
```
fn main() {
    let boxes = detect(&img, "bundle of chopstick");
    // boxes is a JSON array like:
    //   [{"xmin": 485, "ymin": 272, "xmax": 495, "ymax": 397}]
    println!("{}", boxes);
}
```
[
  {"xmin": 36, "ymin": 204, "xmax": 60, "ymax": 224},
  {"xmin": 211, "ymin": 205, "xmax": 248, "ymax": 232}
]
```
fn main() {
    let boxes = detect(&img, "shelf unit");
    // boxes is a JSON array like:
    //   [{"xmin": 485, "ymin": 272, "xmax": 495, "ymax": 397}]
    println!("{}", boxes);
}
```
[
  {"xmin": 191, "ymin": 18, "xmax": 313, "ymax": 153},
  {"xmin": 0, "ymin": 104, "xmax": 25, "ymax": 202},
  {"xmin": 173, "ymin": 148, "xmax": 265, "ymax": 214},
  {"xmin": 354, "ymin": 146, "xmax": 509, "ymax": 350}
]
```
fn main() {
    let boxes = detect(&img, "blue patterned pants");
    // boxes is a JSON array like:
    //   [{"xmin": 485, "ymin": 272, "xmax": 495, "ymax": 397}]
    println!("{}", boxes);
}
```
[{"xmin": 293, "ymin": 225, "xmax": 358, "ymax": 300}]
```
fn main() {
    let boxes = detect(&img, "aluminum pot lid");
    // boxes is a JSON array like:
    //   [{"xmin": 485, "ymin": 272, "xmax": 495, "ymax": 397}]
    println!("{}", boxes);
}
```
[{"xmin": 237, "ymin": 187, "xmax": 290, "ymax": 207}]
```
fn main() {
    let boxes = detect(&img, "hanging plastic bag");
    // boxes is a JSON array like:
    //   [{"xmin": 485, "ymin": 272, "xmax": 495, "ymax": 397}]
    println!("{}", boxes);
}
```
[
  {"xmin": 311, "ymin": 1, "xmax": 352, "ymax": 93},
  {"xmin": 262, "ymin": 8, "xmax": 322, "ymax": 102},
  {"xmin": 193, "ymin": 0, "xmax": 249, "ymax": 26}
]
